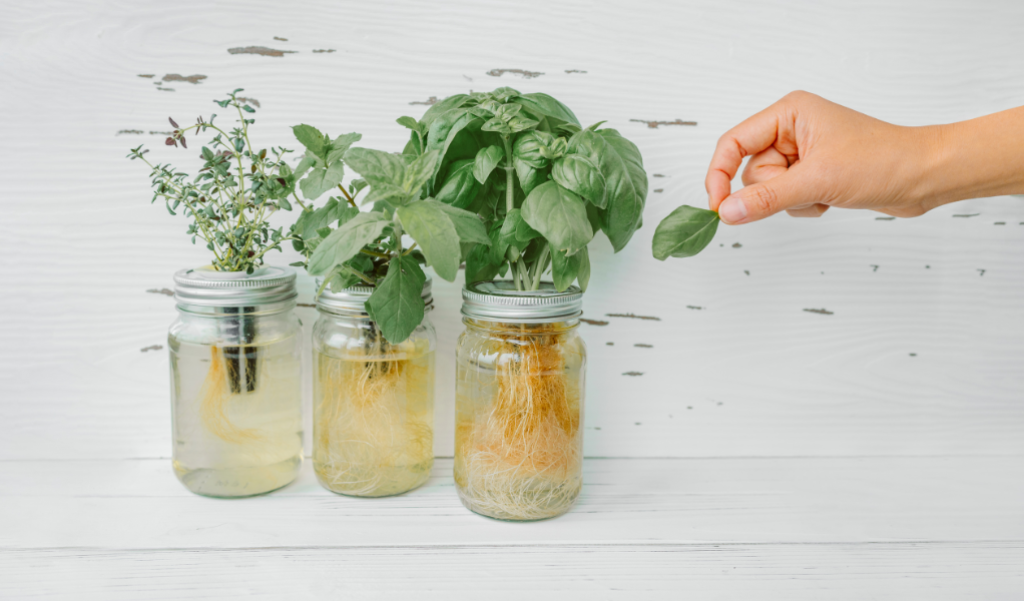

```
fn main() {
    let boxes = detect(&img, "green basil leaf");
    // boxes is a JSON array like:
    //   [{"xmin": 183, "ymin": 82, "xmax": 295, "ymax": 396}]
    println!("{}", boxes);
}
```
[
  {"xmin": 481, "ymin": 117, "xmax": 511, "ymax": 134},
  {"xmin": 513, "ymin": 131, "xmax": 554, "ymax": 169},
  {"xmin": 521, "ymin": 181, "xmax": 593, "ymax": 255},
  {"xmin": 499, "ymin": 208, "xmax": 527, "ymax": 249},
  {"xmin": 651, "ymin": 205, "xmax": 720, "ymax": 260},
  {"xmin": 515, "ymin": 93, "xmax": 581, "ymax": 126},
  {"xmin": 515, "ymin": 213, "xmax": 541, "ymax": 243},
  {"xmin": 326, "ymin": 132, "xmax": 362, "ymax": 164},
  {"xmin": 343, "ymin": 147, "xmax": 406, "ymax": 189},
  {"xmin": 551, "ymin": 154, "xmax": 606, "ymax": 208},
  {"xmin": 293, "ymin": 156, "xmax": 316, "ymax": 181},
  {"xmin": 473, "ymin": 145, "xmax": 504, "ymax": 184},
  {"xmin": 550, "ymin": 248, "xmax": 581, "ymax": 292},
  {"xmin": 507, "ymin": 116, "xmax": 540, "ymax": 133},
  {"xmin": 568, "ymin": 128, "xmax": 647, "ymax": 252},
  {"xmin": 365, "ymin": 255, "xmax": 426, "ymax": 344},
  {"xmin": 402, "ymin": 150, "xmax": 440, "ymax": 196},
  {"xmin": 396, "ymin": 116, "xmax": 421, "ymax": 133},
  {"xmin": 466, "ymin": 242, "xmax": 502, "ymax": 284},
  {"xmin": 396, "ymin": 202, "xmax": 461, "ymax": 282},
  {"xmin": 576, "ymin": 246, "xmax": 590, "ymax": 292},
  {"xmin": 513, "ymin": 157, "xmax": 545, "ymax": 196},
  {"xmin": 292, "ymin": 124, "xmax": 326, "ymax": 158},
  {"xmin": 419, "ymin": 94, "xmax": 471, "ymax": 130},
  {"xmin": 308, "ymin": 212, "xmax": 391, "ymax": 276},
  {"xmin": 426, "ymin": 109, "xmax": 481, "ymax": 182},
  {"xmin": 490, "ymin": 87, "xmax": 520, "ymax": 102},
  {"xmin": 425, "ymin": 199, "xmax": 490, "ymax": 245},
  {"xmin": 434, "ymin": 159, "xmax": 480, "ymax": 209},
  {"xmin": 488, "ymin": 221, "xmax": 509, "ymax": 264}
]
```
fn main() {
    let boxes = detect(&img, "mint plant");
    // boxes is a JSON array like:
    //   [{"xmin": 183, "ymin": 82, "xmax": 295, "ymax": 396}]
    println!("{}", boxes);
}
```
[
  {"xmin": 651, "ymin": 205, "xmax": 720, "ymax": 260},
  {"xmin": 288, "ymin": 125, "xmax": 490, "ymax": 344},
  {"xmin": 127, "ymin": 90, "xmax": 301, "ymax": 273},
  {"xmin": 396, "ymin": 87, "xmax": 648, "ymax": 292}
]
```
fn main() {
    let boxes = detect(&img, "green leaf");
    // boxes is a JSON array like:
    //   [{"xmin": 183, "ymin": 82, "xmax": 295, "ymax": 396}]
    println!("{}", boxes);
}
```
[
  {"xmin": 513, "ymin": 158, "xmax": 545, "ymax": 196},
  {"xmin": 293, "ymin": 124, "xmax": 326, "ymax": 157},
  {"xmin": 419, "ymin": 94, "xmax": 471, "ymax": 130},
  {"xmin": 401, "ymin": 150, "xmax": 440, "ymax": 196},
  {"xmin": 512, "ymin": 131, "xmax": 554, "ymax": 169},
  {"xmin": 396, "ymin": 116, "xmax": 421, "ymax": 133},
  {"xmin": 516, "ymin": 93, "xmax": 581, "ymax": 126},
  {"xmin": 651, "ymin": 205, "xmax": 720, "ymax": 260},
  {"xmin": 294, "ymin": 199, "xmax": 358, "ymax": 241},
  {"xmin": 551, "ymin": 154, "xmax": 607, "ymax": 208},
  {"xmin": 576, "ymin": 246, "xmax": 590, "ymax": 292},
  {"xmin": 362, "ymin": 182, "xmax": 408, "ymax": 208},
  {"xmin": 308, "ymin": 212, "xmax": 391, "ymax": 276},
  {"xmin": 568, "ymin": 128, "xmax": 647, "ymax": 252},
  {"xmin": 466, "ymin": 242, "xmax": 501, "ymax": 283},
  {"xmin": 426, "ymin": 109, "xmax": 480, "ymax": 181},
  {"xmin": 507, "ymin": 116, "xmax": 540, "ymax": 133},
  {"xmin": 521, "ymin": 181, "xmax": 594, "ymax": 255},
  {"xmin": 365, "ymin": 255, "xmax": 427, "ymax": 344},
  {"xmin": 515, "ymin": 213, "xmax": 541, "ymax": 243},
  {"xmin": 396, "ymin": 202, "xmax": 461, "ymax": 282},
  {"xmin": 425, "ymin": 199, "xmax": 490, "ymax": 245},
  {"xmin": 326, "ymin": 132, "xmax": 362, "ymax": 164},
  {"xmin": 473, "ymin": 145, "xmax": 504, "ymax": 184},
  {"xmin": 488, "ymin": 222, "xmax": 509, "ymax": 264},
  {"xmin": 344, "ymin": 147, "xmax": 407, "ymax": 188},
  {"xmin": 490, "ymin": 87, "xmax": 520, "ymax": 102},
  {"xmin": 550, "ymin": 248, "xmax": 581, "ymax": 292},
  {"xmin": 299, "ymin": 160, "xmax": 345, "ymax": 200},
  {"xmin": 434, "ymin": 159, "xmax": 480, "ymax": 209},
  {"xmin": 499, "ymin": 208, "xmax": 527, "ymax": 249}
]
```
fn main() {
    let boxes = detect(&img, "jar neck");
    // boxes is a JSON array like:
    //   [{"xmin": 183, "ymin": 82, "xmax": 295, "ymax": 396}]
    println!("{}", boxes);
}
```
[
  {"xmin": 462, "ymin": 317, "xmax": 579, "ymax": 334},
  {"xmin": 176, "ymin": 300, "xmax": 296, "ymax": 317}
]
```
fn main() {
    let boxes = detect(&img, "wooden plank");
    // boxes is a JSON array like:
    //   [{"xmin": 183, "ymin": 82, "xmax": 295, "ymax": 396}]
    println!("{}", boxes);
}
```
[{"xmin": 3, "ymin": 457, "xmax": 1023, "ymax": 549}]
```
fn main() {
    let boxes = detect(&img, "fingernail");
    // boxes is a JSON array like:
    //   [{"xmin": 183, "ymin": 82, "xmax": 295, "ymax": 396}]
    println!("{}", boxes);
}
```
[{"xmin": 718, "ymin": 195, "xmax": 748, "ymax": 224}]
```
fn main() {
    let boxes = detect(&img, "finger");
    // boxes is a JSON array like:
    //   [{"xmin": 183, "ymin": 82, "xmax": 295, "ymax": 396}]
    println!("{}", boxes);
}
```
[
  {"xmin": 785, "ymin": 204, "xmax": 830, "ymax": 218},
  {"xmin": 741, "ymin": 147, "xmax": 789, "ymax": 186},
  {"xmin": 718, "ymin": 165, "xmax": 819, "ymax": 225},
  {"xmin": 706, "ymin": 101, "xmax": 793, "ymax": 211}
]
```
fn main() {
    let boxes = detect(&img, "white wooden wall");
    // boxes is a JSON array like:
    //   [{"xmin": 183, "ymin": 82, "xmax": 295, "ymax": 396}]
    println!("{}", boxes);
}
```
[{"xmin": 2, "ymin": 0, "xmax": 1023, "ymax": 597}]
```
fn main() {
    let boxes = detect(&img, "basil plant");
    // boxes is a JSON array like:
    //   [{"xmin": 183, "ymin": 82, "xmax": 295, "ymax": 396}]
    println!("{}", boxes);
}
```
[
  {"xmin": 399, "ymin": 87, "xmax": 648, "ymax": 292},
  {"xmin": 287, "ymin": 124, "xmax": 490, "ymax": 344}
]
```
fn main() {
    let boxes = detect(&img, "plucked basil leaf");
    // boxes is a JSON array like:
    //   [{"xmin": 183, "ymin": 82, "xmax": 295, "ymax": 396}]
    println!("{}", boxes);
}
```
[
  {"xmin": 396, "ymin": 201, "xmax": 461, "ymax": 282},
  {"xmin": 365, "ymin": 255, "xmax": 426, "ymax": 344},
  {"xmin": 551, "ymin": 154, "xmax": 606, "ymax": 208},
  {"xmin": 568, "ymin": 128, "xmax": 647, "ymax": 252},
  {"xmin": 651, "ymin": 205, "xmax": 720, "ymax": 260},
  {"xmin": 521, "ymin": 181, "xmax": 593, "ymax": 255},
  {"xmin": 308, "ymin": 212, "xmax": 391, "ymax": 276},
  {"xmin": 473, "ymin": 145, "xmax": 504, "ymax": 184}
]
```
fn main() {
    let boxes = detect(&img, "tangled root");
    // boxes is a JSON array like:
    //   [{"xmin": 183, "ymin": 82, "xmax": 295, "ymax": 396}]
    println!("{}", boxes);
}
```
[
  {"xmin": 314, "ymin": 336, "xmax": 434, "ymax": 497},
  {"xmin": 199, "ymin": 345, "xmax": 262, "ymax": 444}
]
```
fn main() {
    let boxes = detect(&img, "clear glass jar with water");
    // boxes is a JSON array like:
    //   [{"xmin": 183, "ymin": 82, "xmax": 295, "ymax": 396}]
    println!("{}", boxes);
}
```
[
  {"xmin": 455, "ymin": 281, "xmax": 586, "ymax": 520},
  {"xmin": 168, "ymin": 266, "xmax": 303, "ymax": 497}
]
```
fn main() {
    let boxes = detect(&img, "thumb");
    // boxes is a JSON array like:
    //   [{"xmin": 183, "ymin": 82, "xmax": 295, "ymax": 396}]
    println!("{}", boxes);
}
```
[{"xmin": 718, "ymin": 169, "xmax": 817, "ymax": 225}]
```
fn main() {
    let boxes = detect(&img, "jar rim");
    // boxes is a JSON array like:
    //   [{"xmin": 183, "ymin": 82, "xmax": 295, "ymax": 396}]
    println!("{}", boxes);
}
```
[
  {"xmin": 315, "ymin": 276, "xmax": 433, "ymax": 316},
  {"xmin": 461, "ymin": 280, "xmax": 582, "ymax": 323},
  {"xmin": 173, "ymin": 265, "xmax": 297, "ymax": 308}
]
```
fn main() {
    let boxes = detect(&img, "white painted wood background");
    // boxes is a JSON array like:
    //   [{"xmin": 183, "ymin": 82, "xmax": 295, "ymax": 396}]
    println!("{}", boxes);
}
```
[{"xmin": 2, "ymin": 0, "xmax": 1023, "ymax": 597}]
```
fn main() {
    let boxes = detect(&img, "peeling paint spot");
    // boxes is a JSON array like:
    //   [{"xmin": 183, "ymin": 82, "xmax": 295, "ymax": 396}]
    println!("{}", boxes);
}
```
[
  {"xmin": 925, "ymin": 265, "xmax": 931, "ymax": 269},
  {"xmin": 634, "ymin": 422, "xmax": 642, "ymax": 425},
  {"xmin": 138, "ymin": 74, "xmax": 155, "ymax": 78},
  {"xmin": 463, "ymin": 75, "xmax": 473, "ymax": 82},
  {"xmin": 149, "ymin": 130, "xmax": 172, "ymax": 135},
  {"xmin": 686, "ymin": 305, "xmax": 703, "ymax": 311},
  {"xmin": 296, "ymin": 303, "xmax": 316, "ymax": 308},
  {"xmin": 652, "ymin": 174, "xmax": 667, "ymax": 178},
  {"xmin": 410, "ymin": 96, "xmax": 438, "ymax": 106},
  {"xmin": 594, "ymin": 427, "xmax": 601, "ymax": 430},
  {"xmin": 580, "ymin": 318, "xmax": 609, "ymax": 326},
  {"xmin": 117, "ymin": 129, "xmax": 144, "ymax": 135},
  {"xmin": 953, "ymin": 213, "xmax": 980, "ymax": 218},
  {"xmin": 653, "ymin": 188, "xmax": 663, "ymax": 193},
  {"xmin": 634, "ymin": 343, "xmax": 653, "ymax": 348},
  {"xmin": 487, "ymin": 68, "xmax": 544, "ymax": 79},
  {"xmin": 565, "ymin": 69, "xmax": 587, "ymax": 74},
  {"xmin": 870, "ymin": 265, "xmax": 879, "ymax": 272},
  {"xmin": 606, "ymin": 342, "xmax": 614, "ymax": 346},
  {"xmin": 236, "ymin": 96, "xmax": 260, "ymax": 108},
  {"xmin": 687, "ymin": 406, "xmax": 692, "ymax": 410},
  {"xmin": 875, "ymin": 216, "xmax": 895, "ymax": 221},
  {"xmin": 978, "ymin": 269, "xmax": 986, "ymax": 276},
  {"xmin": 146, "ymin": 288, "xmax": 174, "ymax": 297},
  {"xmin": 629, "ymin": 119, "xmax": 697, "ymax": 129},
  {"xmin": 228, "ymin": 46, "xmax": 296, "ymax": 57},
  {"xmin": 909, "ymin": 353, "xmax": 917, "ymax": 357},
  {"xmin": 313, "ymin": 49, "xmax": 336, "ymax": 53},
  {"xmin": 163, "ymin": 73, "xmax": 206, "ymax": 84},
  {"xmin": 803, "ymin": 308, "xmax": 834, "ymax": 315},
  {"xmin": 141, "ymin": 344, "xmax": 163, "ymax": 353},
  {"xmin": 744, "ymin": 270, "xmax": 750, "ymax": 276},
  {"xmin": 995, "ymin": 221, "xmax": 1006, "ymax": 225},
  {"xmin": 622, "ymin": 371, "xmax": 644, "ymax": 376},
  {"xmin": 606, "ymin": 313, "xmax": 661, "ymax": 321},
  {"xmin": 732, "ymin": 242, "xmax": 742, "ymax": 248},
  {"xmin": 274, "ymin": 36, "xmax": 288, "ymax": 41},
  {"xmin": 156, "ymin": 87, "xmax": 175, "ymax": 92}
]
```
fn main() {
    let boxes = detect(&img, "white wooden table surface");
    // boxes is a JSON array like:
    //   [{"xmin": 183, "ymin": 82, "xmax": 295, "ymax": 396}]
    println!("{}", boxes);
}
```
[{"xmin": 2, "ymin": 0, "xmax": 1023, "ymax": 598}]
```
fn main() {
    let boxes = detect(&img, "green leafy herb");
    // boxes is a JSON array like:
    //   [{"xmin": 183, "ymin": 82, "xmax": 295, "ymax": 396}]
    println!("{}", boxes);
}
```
[{"xmin": 651, "ymin": 205, "xmax": 720, "ymax": 260}]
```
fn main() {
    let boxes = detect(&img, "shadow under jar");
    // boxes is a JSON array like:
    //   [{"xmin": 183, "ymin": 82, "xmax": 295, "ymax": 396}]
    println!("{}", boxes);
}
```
[
  {"xmin": 455, "ymin": 281, "xmax": 587, "ymax": 521},
  {"xmin": 168, "ymin": 266, "xmax": 303, "ymax": 498},
  {"xmin": 312, "ymin": 279, "xmax": 436, "ymax": 497}
]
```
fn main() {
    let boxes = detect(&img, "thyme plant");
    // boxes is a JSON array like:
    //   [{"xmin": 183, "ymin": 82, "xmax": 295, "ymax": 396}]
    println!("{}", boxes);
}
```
[{"xmin": 127, "ymin": 90, "xmax": 300, "ymax": 273}]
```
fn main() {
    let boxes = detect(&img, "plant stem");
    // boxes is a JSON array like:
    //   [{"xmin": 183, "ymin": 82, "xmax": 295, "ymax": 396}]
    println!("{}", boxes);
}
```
[
  {"xmin": 531, "ymin": 244, "xmax": 550, "ymax": 290},
  {"xmin": 337, "ymin": 184, "xmax": 358, "ymax": 208},
  {"xmin": 502, "ymin": 134, "xmax": 528, "ymax": 286}
]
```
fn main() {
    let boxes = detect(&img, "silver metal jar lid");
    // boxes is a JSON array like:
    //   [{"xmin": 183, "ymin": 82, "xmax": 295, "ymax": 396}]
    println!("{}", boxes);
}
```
[
  {"xmin": 173, "ymin": 266, "xmax": 297, "ymax": 308},
  {"xmin": 461, "ymin": 281, "xmax": 583, "ymax": 323},
  {"xmin": 316, "ymin": 276, "xmax": 433, "ymax": 315}
]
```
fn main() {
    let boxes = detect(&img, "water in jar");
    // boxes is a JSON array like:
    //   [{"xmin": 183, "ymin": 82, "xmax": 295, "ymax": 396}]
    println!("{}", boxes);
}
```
[
  {"xmin": 169, "ymin": 334, "xmax": 303, "ymax": 497},
  {"xmin": 313, "ymin": 336, "xmax": 435, "ymax": 497}
]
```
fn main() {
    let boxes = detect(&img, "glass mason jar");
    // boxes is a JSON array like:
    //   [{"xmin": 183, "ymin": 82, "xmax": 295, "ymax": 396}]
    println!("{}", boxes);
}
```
[
  {"xmin": 455, "ymin": 281, "xmax": 587, "ymax": 520},
  {"xmin": 312, "ymin": 278, "xmax": 436, "ymax": 497},
  {"xmin": 168, "ymin": 266, "xmax": 303, "ymax": 497}
]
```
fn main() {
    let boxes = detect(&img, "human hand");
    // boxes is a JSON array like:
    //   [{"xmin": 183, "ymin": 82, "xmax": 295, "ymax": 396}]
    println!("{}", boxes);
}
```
[{"xmin": 706, "ymin": 91, "xmax": 941, "ymax": 224}]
